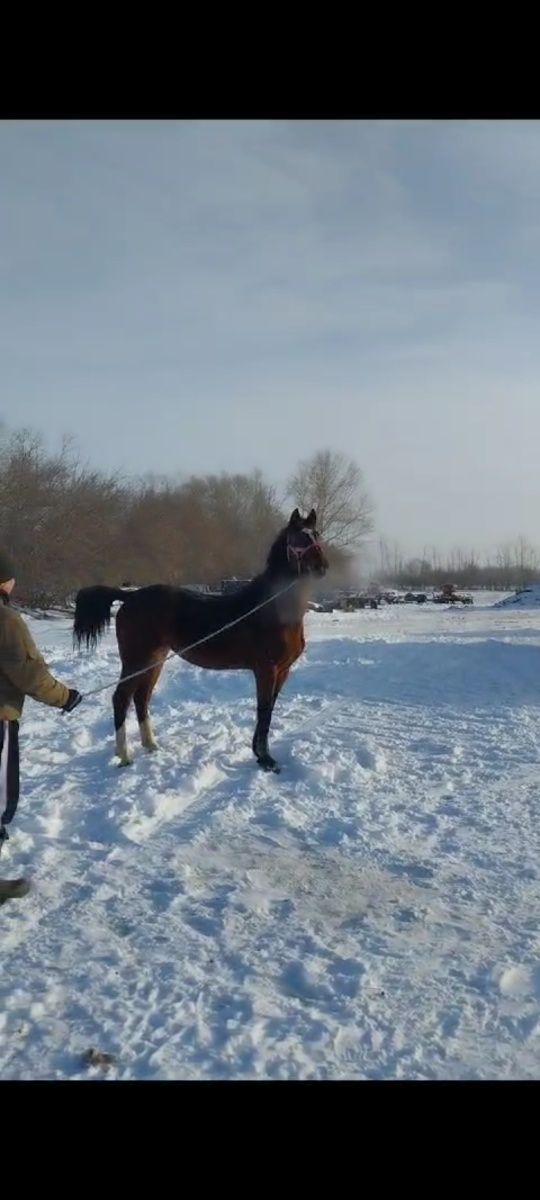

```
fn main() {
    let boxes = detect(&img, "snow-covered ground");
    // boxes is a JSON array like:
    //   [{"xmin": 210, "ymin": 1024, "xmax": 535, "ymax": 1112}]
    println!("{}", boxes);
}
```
[{"xmin": 2, "ymin": 591, "xmax": 540, "ymax": 1080}]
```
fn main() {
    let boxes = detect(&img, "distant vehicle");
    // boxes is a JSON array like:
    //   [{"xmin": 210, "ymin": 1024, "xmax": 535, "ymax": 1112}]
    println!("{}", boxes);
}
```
[
  {"xmin": 336, "ymin": 593, "xmax": 379, "ymax": 611},
  {"xmin": 432, "ymin": 583, "xmax": 473, "ymax": 606},
  {"xmin": 308, "ymin": 599, "xmax": 334, "ymax": 614},
  {"xmin": 380, "ymin": 590, "xmax": 400, "ymax": 604}
]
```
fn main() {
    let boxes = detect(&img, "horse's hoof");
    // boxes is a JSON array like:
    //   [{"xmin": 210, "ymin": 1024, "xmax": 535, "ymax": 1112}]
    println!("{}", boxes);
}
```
[
  {"xmin": 144, "ymin": 742, "xmax": 159, "ymax": 753},
  {"xmin": 257, "ymin": 754, "xmax": 281, "ymax": 774},
  {"xmin": 117, "ymin": 757, "xmax": 133, "ymax": 768}
]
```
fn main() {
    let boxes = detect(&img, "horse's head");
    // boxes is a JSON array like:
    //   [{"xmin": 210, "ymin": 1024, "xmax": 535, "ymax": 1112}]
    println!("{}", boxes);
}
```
[{"xmin": 284, "ymin": 508, "xmax": 329, "ymax": 578}]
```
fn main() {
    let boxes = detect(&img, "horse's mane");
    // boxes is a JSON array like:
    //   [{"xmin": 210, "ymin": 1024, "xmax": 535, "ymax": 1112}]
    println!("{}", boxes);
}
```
[
  {"xmin": 188, "ymin": 524, "xmax": 289, "ymax": 599},
  {"xmin": 163, "ymin": 525, "xmax": 291, "ymax": 628},
  {"xmin": 265, "ymin": 525, "xmax": 289, "ymax": 575}
]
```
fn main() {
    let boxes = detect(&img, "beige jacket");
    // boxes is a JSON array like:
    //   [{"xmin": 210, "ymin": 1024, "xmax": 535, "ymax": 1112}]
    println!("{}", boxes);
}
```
[{"xmin": 0, "ymin": 598, "xmax": 69, "ymax": 720}]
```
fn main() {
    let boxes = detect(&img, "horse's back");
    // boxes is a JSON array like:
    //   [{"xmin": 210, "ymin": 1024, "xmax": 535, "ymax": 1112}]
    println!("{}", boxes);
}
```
[{"xmin": 115, "ymin": 584, "xmax": 177, "ymax": 648}]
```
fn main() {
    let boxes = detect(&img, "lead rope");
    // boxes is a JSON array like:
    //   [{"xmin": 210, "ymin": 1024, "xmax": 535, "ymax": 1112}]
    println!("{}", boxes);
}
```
[{"xmin": 80, "ymin": 579, "xmax": 299, "ymax": 701}]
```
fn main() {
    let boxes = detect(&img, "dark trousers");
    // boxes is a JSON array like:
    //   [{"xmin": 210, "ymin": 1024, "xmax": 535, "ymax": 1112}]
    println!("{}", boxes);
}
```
[{"xmin": 0, "ymin": 720, "xmax": 20, "ymax": 852}]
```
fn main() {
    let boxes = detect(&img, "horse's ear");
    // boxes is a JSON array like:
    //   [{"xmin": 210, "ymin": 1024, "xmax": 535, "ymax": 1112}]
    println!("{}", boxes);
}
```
[
  {"xmin": 305, "ymin": 508, "xmax": 317, "ymax": 528},
  {"xmin": 288, "ymin": 508, "xmax": 302, "ymax": 526}
]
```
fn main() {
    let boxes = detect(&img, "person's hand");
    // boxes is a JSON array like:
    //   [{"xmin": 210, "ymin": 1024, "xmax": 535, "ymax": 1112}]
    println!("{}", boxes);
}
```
[{"xmin": 62, "ymin": 689, "xmax": 83, "ymax": 714}]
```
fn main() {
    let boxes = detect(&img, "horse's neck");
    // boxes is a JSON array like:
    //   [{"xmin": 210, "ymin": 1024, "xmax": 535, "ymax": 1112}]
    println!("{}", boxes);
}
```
[{"xmin": 263, "ymin": 571, "xmax": 311, "ymax": 623}]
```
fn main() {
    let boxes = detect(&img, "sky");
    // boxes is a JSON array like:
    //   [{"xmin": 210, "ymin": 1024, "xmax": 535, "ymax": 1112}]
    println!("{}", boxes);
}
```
[{"xmin": 1, "ymin": 118, "xmax": 540, "ymax": 557}]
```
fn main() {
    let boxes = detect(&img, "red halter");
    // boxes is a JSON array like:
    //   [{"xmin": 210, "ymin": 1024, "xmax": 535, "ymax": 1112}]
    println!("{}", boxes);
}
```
[{"xmin": 287, "ymin": 529, "xmax": 322, "ymax": 571}]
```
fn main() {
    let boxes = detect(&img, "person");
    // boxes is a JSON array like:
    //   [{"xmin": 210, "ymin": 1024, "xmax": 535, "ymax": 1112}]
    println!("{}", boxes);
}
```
[{"xmin": 0, "ymin": 550, "xmax": 82, "ymax": 902}]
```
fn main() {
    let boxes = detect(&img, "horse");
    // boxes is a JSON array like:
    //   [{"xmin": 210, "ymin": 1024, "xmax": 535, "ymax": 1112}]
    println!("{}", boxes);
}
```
[{"xmin": 73, "ymin": 509, "xmax": 328, "ymax": 773}]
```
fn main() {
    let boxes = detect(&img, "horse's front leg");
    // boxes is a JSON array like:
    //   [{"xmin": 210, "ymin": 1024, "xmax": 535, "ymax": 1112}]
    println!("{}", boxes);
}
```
[
  {"xmin": 272, "ymin": 664, "xmax": 290, "ymax": 714},
  {"xmin": 252, "ymin": 664, "xmax": 280, "ymax": 772}
]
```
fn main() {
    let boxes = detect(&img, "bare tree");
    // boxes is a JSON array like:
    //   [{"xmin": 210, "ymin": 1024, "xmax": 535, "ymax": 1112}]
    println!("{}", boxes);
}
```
[
  {"xmin": 0, "ymin": 427, "xmax": 126, "ymax": 605},
  {"xmin": 286, "ymin": 450, "xmax": 374, "ymax": 550},
  {"xmin": 512, "ymin": 536, "xmax": 538, "ymax": 576},
  {"xmin": 0, "ymin": 422, "xmax": 375, "ymax": 605}
]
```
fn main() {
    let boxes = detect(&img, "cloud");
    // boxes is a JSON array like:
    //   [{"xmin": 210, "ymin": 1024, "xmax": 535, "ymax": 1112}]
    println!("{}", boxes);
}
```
[{"xmin": 1, "ymin": 120, "xmax": 539, "ymax": 553}]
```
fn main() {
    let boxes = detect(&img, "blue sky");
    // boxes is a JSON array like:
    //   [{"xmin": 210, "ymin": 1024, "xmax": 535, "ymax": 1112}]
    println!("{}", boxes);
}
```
[{"xmin": 1, "ymin": 119, "xmax": 539, "ymax": 556}]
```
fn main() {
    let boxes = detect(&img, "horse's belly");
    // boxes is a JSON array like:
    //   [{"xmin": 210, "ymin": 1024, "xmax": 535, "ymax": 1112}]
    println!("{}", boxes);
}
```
[
  {"xmin": 177, "ymin": 621, "xmax": 305, "ymax": 672},
  {"xmin": 180, "ymin": 647, "xmax": 252, "ymax": 671}
]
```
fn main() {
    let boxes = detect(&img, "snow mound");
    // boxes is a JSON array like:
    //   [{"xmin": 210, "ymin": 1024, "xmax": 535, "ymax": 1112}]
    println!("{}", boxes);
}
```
[{"xmin": 494, "ymin": 584, "xmax": 540, "ymax": 609}]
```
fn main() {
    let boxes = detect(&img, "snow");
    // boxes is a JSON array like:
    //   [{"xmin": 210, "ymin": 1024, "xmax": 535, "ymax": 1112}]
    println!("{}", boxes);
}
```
[
  {"xmin": 2, "ymin": 590, "xmax": 540, "ymax": 1079},
  {"xmin": 494, "ymin": 583, "xmax": 540, "ymax": 609}
]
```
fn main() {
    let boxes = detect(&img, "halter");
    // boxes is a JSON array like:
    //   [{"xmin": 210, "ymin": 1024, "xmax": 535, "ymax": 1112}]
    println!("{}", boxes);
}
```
[{"xmin": 286, "ymin": 528, "xmax": 322, "ymax": 572}]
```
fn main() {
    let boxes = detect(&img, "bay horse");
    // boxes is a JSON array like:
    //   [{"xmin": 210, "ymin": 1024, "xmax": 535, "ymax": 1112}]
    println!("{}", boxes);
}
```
[{"xmin": 73, "ymin": 509, "xmax": 328, "ymax": 773}]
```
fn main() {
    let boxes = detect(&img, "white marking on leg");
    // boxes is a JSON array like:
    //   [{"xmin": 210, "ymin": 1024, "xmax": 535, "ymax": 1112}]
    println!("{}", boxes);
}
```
[
  {"xmin": 139, "ymin": 716, "xmax": 158, "ymax": 752},
  {"xmin": 115, "ymin": 723, "xmax": 132, "ymax": 766}
]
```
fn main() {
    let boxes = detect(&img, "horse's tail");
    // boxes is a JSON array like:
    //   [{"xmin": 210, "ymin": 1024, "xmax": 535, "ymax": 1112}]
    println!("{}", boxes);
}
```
[{"xmin": 73, "ymin": 585, "xmax": 131, "ymax": 651}]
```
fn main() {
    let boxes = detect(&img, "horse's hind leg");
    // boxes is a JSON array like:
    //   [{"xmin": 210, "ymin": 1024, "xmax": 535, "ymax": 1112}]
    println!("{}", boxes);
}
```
[
  {"xmin": 134, "ymin": 661, "xmax": 165, "ymax": 752},
  {"xmin": 113, "ymin": 678, "xmax": 137, "ymax": 767}
]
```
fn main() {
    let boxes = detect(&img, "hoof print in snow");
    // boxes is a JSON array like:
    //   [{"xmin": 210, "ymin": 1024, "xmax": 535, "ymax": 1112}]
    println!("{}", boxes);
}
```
[
  {"xmin": 394, "ymin": 907, "xmax": 417, "ymax": 925},
  {"xmin": 83, "ymin": 1048, "xmax": 115, "ymax": 1072}
]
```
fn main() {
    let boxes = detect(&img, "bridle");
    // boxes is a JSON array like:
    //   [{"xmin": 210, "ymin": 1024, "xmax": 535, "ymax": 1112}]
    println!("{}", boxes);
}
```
[{"xmin": 286, "ymin": 528, "xmax": 323, "ymax": 573}]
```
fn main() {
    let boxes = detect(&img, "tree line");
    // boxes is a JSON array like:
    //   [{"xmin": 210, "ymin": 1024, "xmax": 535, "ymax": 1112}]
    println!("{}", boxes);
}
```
[
  {"xmin": 375, "ymin": 537, "xmax": 540, "ymax": 591},
  {"xmin": 0, "ymin": 425, "xmax": 373, "ymax": 607}
]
